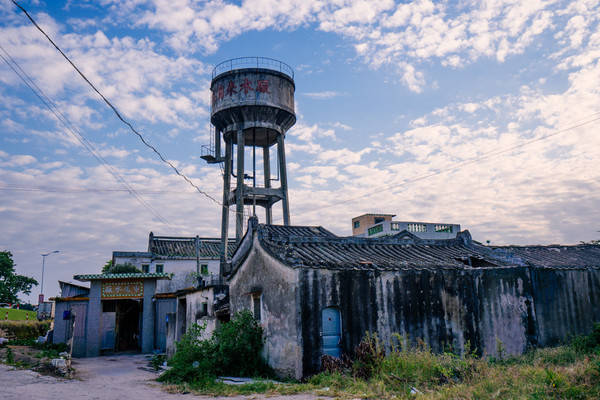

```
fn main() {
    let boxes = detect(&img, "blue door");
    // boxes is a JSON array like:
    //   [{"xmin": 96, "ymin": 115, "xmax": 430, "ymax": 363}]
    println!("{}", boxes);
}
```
[{"xmin": 322, "ymin": 307, "xmax": 342, "ymax": 358}]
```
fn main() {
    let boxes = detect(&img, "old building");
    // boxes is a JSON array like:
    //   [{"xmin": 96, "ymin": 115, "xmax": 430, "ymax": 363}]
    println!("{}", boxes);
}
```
[
  {"xmin": 352, "ymin": 213, "xmax": 460, "ymax": 240},
  {"xmin": 51, "ymin": 233, "xmax": 236, "ymax": 357},
  {"xmin": 228, "ymin": 217, "xmax": 600, "ymax": 378}
]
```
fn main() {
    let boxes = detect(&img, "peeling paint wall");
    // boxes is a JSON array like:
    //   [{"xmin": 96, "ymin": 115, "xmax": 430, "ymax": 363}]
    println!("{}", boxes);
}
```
[
  {"xmin": 229, "ymin": 236, "xmax": 302, "ymax": 379},
  {"xmin": 299, "ymin": 266, "xmax": 600, "ymax": 376}
]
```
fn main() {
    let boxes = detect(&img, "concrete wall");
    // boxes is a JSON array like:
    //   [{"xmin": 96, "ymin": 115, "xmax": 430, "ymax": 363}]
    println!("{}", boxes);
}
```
[
  {"xmin": 156, "ymin": 259, "xmax": 219, "ymax": 294},
  {"xmin": 298, "ymin": 266, "xmax": 600, "ymax": 376},
  {"xmin": 229, "ymin": 236, "xmax": 302, "ymax": 379}
]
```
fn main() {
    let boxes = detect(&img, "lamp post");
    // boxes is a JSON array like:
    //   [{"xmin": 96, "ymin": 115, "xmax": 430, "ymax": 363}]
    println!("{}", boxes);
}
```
[{"xmin": 40, "ymin": 250, "xmax": 59, "ymax": 304}]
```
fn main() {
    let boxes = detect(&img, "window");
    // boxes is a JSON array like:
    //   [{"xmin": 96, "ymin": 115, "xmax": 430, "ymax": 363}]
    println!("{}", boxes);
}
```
[
  {"xmin": 156, "ymin": 264, "xmax": 164, "ymax": 273},
  {"xmin": 374, "ymin": 217, "xmax": 385, "ymax": 224},
  {"xmin": 200, "ymin": 264, "xmax": 209, "ymax": 275},
  {"xmin": 252, "ymin": 294, "xmax": 261, "ymax": 322},
  {"xmin": 353, "ymin": 221, "xmax": 360, "ymax": 229},
  {"xmin": 435, "ymin": 225, "xmax": 453, "ymax": 233},
  {"xmin": 368, "ymin": 224, "xmax": 383, "ymax": 236},
  {"xmin": 408, "ymin": 223, "xmax": 427, "ymax": 232},
  {"xmin": 142, "ymin": 264, "xmax": 149, "ymax": 273},
  {"xmin": 391, "ymin": 222, "xmax": 400, "ymax": 231}
]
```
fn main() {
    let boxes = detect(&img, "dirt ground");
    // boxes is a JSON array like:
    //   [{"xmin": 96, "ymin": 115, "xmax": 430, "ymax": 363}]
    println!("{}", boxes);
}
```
[{"xmin": 0, "ymin": 354, "xmax": 322, "ymax": 400}]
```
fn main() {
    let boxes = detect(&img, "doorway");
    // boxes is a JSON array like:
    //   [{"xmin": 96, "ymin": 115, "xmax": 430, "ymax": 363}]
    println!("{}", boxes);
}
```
[
  {"xmin": 102, "ymin": 299, "xmax": 141, "ymax": 352},
  {"xmin": 321, "ymin": 307, "xmax": 342, "ymax": 358},
  {"xmin": 116, "ymin": 300, "xmax": 141, "ymax": 352}
]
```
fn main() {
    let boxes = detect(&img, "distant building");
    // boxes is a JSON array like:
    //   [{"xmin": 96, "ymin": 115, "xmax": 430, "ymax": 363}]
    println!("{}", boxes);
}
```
[{"xmin": 352, "ymin": 213, "xmax": 460, "ymax": 240}]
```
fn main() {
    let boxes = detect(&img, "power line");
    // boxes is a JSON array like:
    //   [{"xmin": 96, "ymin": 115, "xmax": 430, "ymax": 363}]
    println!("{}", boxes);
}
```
[
  {"xmin": 10, "ymin": 0, "xmax": 220, "ymax": 207},
  {"xmin": 0, "ymin": 45, "xmax": 172, "ymax": 226},
  {"xmin": 0, "ymin": 184, "xmax": 193, "ymax": 194}
]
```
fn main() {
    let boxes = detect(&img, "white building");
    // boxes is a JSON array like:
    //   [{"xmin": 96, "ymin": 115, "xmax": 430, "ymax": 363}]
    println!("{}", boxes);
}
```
[{"xmin": 352, "ymin": 213, "xmax": 461, "ymax": 240}]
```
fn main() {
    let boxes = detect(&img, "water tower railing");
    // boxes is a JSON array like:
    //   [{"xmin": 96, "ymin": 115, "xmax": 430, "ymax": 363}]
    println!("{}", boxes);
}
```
[{"xmin": 212, "ymin": 57, "xmax": 294, "ymax": 80}]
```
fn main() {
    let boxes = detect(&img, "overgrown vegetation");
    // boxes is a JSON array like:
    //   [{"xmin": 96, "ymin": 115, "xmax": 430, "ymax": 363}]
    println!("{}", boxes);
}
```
[
  {"xmin": 159, "ymin": 310, "xmax": 272, "ymax": 389},
  {"xmin": 162, "ymin": 323, "xmax": 600, "ymax": 399},
  {"xmin": 101, "ymin": 260, "xmax": 141, "ymax": 274},
  {"xmin": 0, "ymin": 320, "xmax": 50, "ymax": 339}
]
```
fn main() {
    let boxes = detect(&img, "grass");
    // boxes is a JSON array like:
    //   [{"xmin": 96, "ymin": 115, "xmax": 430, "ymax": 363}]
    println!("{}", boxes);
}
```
[
  {"xmin": 0, "ymin": 308, "xmax": 36, "ymax": 321},
  {"xmin": 163, "ymin": 344, "xmax": 600, "ymax": 399}
]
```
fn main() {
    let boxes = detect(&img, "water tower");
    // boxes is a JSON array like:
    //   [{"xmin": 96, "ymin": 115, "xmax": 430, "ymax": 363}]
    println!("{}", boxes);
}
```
[{"xmin": 201, "ymin": 57, "xmax": 296, "ymax": 272}]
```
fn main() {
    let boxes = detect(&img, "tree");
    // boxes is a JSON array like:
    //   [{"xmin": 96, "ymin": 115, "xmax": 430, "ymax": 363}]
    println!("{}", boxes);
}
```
[
  {"xmin": 101, "ymin": 260, "xmax": 140, "ymax": 274},
  {"xmin": 0, "ymin": 251, "xmax": 38, "ymax": 304}
]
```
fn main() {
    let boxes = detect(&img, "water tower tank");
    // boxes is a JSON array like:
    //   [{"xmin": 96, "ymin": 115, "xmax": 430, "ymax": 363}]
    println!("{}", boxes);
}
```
[{"xmin": 210, "ymin": 58, "xmax": 296, "ymax": 146}]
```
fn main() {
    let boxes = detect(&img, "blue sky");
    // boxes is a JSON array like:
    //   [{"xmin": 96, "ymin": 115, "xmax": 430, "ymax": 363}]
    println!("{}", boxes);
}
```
[{"xmin": 1, "ymin": 0, "xmax": 599, "ymax": 303}]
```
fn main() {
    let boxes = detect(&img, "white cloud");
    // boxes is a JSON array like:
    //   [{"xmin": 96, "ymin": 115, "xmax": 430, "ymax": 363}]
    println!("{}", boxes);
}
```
[{"xmin": 302, "ymin": 91, "xmax": 344, "ymax": 99}]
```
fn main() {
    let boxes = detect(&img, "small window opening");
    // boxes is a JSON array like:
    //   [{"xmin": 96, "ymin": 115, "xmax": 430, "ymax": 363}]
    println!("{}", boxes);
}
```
[
  {"xmin": 353, "ymin": 221, "xmax": 360, "ymax": 229},
  {"xmin": 252, "ymin": 294, "xmax": 261, "ymax": 322},
  {"xmin": 142, "ymin": 264, "xmax": 149, "ymax": 273},
  {"xmin": 200, "ymin": 264, "xmax": 209, "ymax": 275},
  {"xmin": 374, "ymin": 217, "xmax": 385, "ymax": 224},
  {"xmin": 156, "ymin": 264, "xmax": 164, "ymax": 273}
]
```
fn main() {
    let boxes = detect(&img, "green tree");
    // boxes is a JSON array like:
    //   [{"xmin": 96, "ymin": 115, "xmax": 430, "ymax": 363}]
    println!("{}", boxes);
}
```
[
  {"xmin": 0, "ymin": 251, "xmax": 38, "ymax": 304},
  {"xmin": 101, "ymin": 260, "xmax": 140, "ymax": 274},
  {"xmin": 101, "ymin": 259, "xmax": 114, "ymax": 274}
]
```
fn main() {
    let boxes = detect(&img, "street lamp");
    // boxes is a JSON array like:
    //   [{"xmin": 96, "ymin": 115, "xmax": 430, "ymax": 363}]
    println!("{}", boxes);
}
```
[{"xmin": 40, "ymin": 250, "xmax": 59, "ymax": 304}]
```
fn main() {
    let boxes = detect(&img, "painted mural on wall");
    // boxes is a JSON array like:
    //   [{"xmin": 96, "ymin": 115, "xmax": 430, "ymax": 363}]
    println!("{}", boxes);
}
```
[{"xmin": 101, "ymin": 280, "xmax": 144, "ymax": 299}]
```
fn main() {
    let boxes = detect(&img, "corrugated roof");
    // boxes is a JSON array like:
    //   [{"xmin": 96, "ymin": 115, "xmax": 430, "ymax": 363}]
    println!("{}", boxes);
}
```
[
  {"xmin": 74, "ymin": 273, "xmax": 171, "ymax": 281},
  {"xmin": 149, "ymin": 236, "xmax": 237, "ymax": 259},
  {"xmin": 234, "ymin": 223, "xmax": 600, "ymax": 271}
]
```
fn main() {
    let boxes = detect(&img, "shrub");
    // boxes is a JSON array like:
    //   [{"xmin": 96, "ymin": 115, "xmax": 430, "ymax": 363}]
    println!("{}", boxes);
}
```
[
  {"xmin": 212, "ymin": 310, "xmax": 270, "ymax": 377},
  {"xmin": 0, "ymin": 321, "xmax": 50, "ymax": 339},
  {"xmin": 159, "ymin": 310, "xmax": 271, "ymax": 387},
  {"xmin": 352, "ymin": 332, "xmax": 385, "ymax": 379}
]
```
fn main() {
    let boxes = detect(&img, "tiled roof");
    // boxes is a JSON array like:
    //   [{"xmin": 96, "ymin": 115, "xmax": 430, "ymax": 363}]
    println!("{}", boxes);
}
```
[
  {"xmin": 232, "ymin": 222, "xmax": 600, "ymax": 272},
  {"xmin": 488, "ymin": 245, "xmax": 600, "ymax": 268},
  {"xmin": 149, "ymin": 236, "xmax": 237, "ymax": 259},
  {"xmin": 260, "ymin": 224, "xmax": 337, "ymax": 239},
  {"xmin": 74, "ymin": 273, "xmax": 171, "ymax": 281}
]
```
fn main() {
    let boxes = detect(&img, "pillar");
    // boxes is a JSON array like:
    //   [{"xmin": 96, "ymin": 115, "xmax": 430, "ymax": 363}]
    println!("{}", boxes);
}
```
[
  {"xmin": 236, "ymin": 129, "xmax": 245, "ymax": 241},
  {"xmin": 85, "ymin": 281, "xmax": 102, "ymax": 357},
  {"xmin": 263, "ymin": 145, "xmax": 272, "ymax": 224},
  {"xmin": 220, "ymin": 138, "xmax": 232, "ymax": 276},
  {"xmin": 277, "ymin": 133, "xmax": 290, "ymax": 225},
  {"xmin": 141, "ymin": 279, "xmax": 156, "ymax": 353}
]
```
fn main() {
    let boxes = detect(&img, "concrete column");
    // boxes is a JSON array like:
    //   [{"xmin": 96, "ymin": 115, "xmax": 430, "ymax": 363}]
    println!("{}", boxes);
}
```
[
  {"xmin": 277, "ymin": 133, "xmax": 290, "ymax": 225},
  {"xmin": 141, "ymin": 279, "xmax": 156, "ymax": 353},
  {"xmin": 220, "ymin": 138, "xmax": 232, "ymax": 276},
  {"xmin": 236, "ymin": 129, "xmax": 245, "ymax": 241},
  {"xmin": 85, "ymin": 281, "xmax": 102, "ymax": 357},
  {"xmin": 263, "ymin": 145, "xmax": 272, "ymax": 224}
]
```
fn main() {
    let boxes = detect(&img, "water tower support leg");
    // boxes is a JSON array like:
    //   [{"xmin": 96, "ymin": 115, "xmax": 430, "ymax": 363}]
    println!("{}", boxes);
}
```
[
  {"xmin": 263, "ymin": 145, "xmax": 272, "ymax": 224},
  {"xmin": 219, "ymin": 139, "xmax": 232, "ymax": 276},
  {"xmin": 236, "ymin": 129, "xmax": 245, "ymax": 242},
  {"xmin": 277, "ymin": 133, "xmax": 290, "ymax": 225}
]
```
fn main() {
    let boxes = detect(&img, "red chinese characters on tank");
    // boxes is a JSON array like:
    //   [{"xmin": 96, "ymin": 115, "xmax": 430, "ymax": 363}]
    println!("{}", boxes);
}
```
[{"xmin": 213, "ymin": 78, "xmax": 270, "ymax": 103}]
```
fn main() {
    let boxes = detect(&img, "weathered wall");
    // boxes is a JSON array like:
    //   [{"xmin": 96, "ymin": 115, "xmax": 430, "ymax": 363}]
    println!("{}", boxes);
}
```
[
  {"xmin": 532, "ymin": 268, "xmax": 600, "ymax": 346},
  {"xmin": 299, "ymin": 266, "xmax": 600, "ymax": 376},
  {"xmin": 229, "ymin": 236, "xmax": 302, "ymax": 379}
]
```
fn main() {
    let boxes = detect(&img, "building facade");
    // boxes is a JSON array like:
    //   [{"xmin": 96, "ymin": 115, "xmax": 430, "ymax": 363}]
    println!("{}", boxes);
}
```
[
  {"xmin": 352, "ymin": 213, "xmax": 460, "ymax": 240},
  {"xmin": 52, "ymin": 232, "xmax": 235, "ymax": 357},
  {"xmin": 229, "ymin": 218, "xmax": 600, "ymax": 378}
]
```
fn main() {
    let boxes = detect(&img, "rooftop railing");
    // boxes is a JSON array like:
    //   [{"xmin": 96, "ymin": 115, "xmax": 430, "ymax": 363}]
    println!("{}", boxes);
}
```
[{"xmin": 212, "ymin": 57, "xmax": 294, "ymax": 80}]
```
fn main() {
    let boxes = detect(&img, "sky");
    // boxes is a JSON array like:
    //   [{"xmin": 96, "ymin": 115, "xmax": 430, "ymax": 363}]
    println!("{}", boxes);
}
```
[{"xmin": 1, "ymin": 0, "xmax": 599, "ymax": 304}]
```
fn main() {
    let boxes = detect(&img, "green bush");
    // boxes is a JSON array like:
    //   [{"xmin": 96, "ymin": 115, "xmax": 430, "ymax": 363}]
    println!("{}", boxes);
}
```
[
  {"xmin": 0, "ymin": 321, "xmax": 50, "ymax": 339},
  {"xmin": 159, "ymin": 310, "xmax": 271, "ymax": 387}
]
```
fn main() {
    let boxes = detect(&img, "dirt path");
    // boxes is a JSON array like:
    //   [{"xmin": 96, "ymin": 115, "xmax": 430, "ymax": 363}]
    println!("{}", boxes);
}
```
[{"xmin": 0, "ymin": 354, "xmax": 321, "ymax": 400}]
